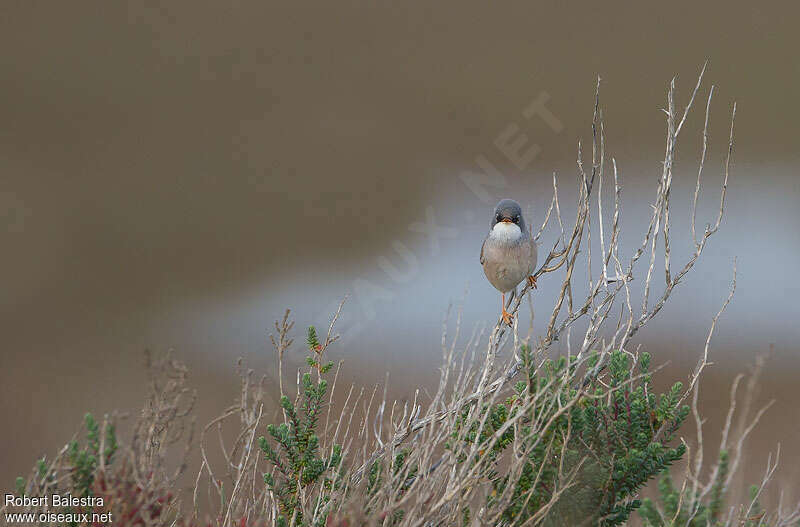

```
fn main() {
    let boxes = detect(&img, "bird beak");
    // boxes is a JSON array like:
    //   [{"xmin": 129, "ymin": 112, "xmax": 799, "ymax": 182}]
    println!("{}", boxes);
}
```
[{"xmin": 501, "ymin": 218, "xmax": 513, "ymax": 223}]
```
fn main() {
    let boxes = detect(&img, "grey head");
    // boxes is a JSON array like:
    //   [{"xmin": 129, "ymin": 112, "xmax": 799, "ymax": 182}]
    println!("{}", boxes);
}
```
[{"xmin": 490, "ymin": 199, "xmax": 527, "ymax": 231}]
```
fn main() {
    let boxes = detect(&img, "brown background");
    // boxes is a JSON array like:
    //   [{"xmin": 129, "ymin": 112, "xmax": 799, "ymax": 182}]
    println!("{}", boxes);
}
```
[{"xmin": 1, "ymin": 1, "xmax": 799, "ymax": 508}]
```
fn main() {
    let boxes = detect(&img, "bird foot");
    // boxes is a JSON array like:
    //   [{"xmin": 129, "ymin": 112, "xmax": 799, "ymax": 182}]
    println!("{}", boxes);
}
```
[
  {"xmin": 501, "ymin": 308, "xmax": 514, "ymax": 326},
  {"xmin": 527, "ymin": 275, "xmax": 538, "ymax": 289}
]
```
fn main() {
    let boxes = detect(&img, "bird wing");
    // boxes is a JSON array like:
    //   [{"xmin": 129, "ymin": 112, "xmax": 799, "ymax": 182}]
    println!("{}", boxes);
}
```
[{"xmin": 480, "ymin": 238, "xmax": 486, "ymax": 265}]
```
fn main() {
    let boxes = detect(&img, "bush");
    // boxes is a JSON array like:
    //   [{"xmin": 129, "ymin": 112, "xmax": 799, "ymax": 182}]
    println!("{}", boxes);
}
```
[
  {"xmin": 466, "ymin": 349, "xmax": 688, "ymax": 526},
  {"xmin": 258, "ymin": 326, "xmax": 344, "ymax": 527},
  {"xmin": 10, "ymin": 352, "xmax": 194, "ymax": 527}
]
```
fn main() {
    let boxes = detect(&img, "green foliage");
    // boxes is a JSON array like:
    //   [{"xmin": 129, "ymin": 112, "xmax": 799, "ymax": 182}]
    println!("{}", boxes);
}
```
[
  {"xmin": 15, "ymin": 414, "xmax": 119, "ymax": 527},
  {"xmin": 259, "ymin": 326, "xmax": 344, "ymax": 526},
  {"xmin": 453, "ymin": 348, "xmax": 688, "ymax": 526},
  {"xmin": 639, "ymin": 450, "xmax": 766, "ymax": 527},
  {"xmin": 65, "ymin": 413, "xmax": 118, "ymax": 497},
  {"xmin": 17, "ymin": 413, "xmax": 117, "ymax": 498},
  {"xmin": 305, "ymin": 326, "xmax": 334, "ymax": 375},
  {"xmin": 306, "ymin": 326, "xmax": 321, "ymax": 351},
  {"xmin": 15, "ymin": 476, "xmax": 25, "ymax": 496},
  {"xmin": 747, "ymin": 484, "xmax": 764, "ymax": 525}
]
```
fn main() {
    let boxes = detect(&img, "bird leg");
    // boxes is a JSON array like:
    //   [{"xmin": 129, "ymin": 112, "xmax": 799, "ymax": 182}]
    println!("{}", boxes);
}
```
[
  {"xmin": 527, "ymin": 275, "xmax": 538, "ymax": 289},
  {"xmin": 501, "ymin": 292, "xmax": 514, "ymax": 326}
]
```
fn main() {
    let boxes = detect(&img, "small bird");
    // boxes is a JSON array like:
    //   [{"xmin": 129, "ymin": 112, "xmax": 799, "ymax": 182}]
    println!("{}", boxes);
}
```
[{"xmin": 480, "ymin": 199, "xmax": 538, "ymax": 326}]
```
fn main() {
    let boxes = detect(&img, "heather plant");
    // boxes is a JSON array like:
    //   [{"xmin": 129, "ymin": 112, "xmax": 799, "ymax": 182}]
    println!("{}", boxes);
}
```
[
  {"xmin": 14, "ymin": 413, "xmax": 118, "ymax": 499},
  {"xmin": 639, "ymin": 462, "xmax": 730, "ymax": 527},
  {"xmin": 458, "ymin": 349, "xmax": 689, "ymax": 526},
  {"xmin": 638, "ymin": 356, "xmax": 790, "ymax": 527},
  {"xmin": 638, "ymin": 444, "xmax": 771, "ymax": 527},
  {"xmin": 67, "ymin": 413, "xmax": 119, "ymax": 497},
  {"xmin": 258, "ymin": 326, "xmax": 344, "ymax": 527},
  {"xmin": 8, "ymin": 352, "xmax": 194, "ymax": 527}
]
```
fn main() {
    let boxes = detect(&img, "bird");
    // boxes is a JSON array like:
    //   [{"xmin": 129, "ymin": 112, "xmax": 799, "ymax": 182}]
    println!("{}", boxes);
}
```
[{"xmin": 480, "ymin": 199, "xmax": 538, "ymax": 326}]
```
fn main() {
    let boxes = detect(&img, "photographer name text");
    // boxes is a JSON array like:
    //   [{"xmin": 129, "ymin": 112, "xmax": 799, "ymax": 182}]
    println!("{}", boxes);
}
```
[{"xmin": 4, "ymin": 494, "xmax": 112, "ymax": 524}]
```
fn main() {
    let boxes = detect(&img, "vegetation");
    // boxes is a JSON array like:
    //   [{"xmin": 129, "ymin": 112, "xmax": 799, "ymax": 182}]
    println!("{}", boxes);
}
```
[
  {"xmin": 470, "ymin": 349, "xmax": 688, "ymax": 526},
  {"xmin": 8, "ymin": 334, "xmax": 794, "ymax": 526},
  {"xmin": 258, "ymin": 326, "xmax": 344, "ymax": 527},
  {"xmin": 5, "ymin": 69, "xmax": 798, "ymax": 525}
]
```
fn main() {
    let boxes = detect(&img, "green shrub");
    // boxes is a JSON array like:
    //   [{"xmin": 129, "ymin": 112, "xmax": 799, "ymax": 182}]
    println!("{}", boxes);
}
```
[
  {"xmin": 447, "ymin": 348, "xmax": 688, "ymax": 526},
  {"xmin": 258, "ymin": 326, "xmax": 344, "ymax": 527}
]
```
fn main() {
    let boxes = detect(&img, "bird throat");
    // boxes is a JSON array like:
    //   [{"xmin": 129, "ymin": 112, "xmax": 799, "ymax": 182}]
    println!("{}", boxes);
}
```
[{"xmin": 490, "ymin": 222, "xmax": 523, "ymax": 244}]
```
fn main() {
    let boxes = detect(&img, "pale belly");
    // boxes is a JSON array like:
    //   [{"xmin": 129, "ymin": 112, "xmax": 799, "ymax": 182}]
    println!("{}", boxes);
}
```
[{"xmin": 482, "ymin": 239, "xmax": 536, "ymax": 293}]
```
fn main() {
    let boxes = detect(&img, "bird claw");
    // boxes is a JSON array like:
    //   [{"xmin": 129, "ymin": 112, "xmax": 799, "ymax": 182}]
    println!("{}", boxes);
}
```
[
  {"xmin": 501, "ymin": 309, "xmax": 514, "ymax": 326},
  {"xmin": 527, "ymin": 275, "xmax": 538, "ymax": 289}
]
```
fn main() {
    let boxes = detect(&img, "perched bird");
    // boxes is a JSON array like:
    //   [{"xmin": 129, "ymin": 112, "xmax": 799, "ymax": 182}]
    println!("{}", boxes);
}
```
[{"xmin": 480, "ymin": 199, "xmax": 538, "ymax": 326}]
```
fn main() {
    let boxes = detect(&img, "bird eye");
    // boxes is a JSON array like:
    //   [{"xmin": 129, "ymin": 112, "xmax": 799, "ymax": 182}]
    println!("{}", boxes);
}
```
[
  {"xmin": 496, "ymin": 214, "xmax": 502, "ymax": 222},
  {"xmin": 513, "ymin": 216, "xmax": 519, "ymax": 223}
]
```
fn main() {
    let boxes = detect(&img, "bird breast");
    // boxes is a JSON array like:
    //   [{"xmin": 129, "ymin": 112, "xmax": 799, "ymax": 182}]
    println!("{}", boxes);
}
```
[{"xmin": 482, "ymin": 226, "xmax": 537, "ymax": 293}]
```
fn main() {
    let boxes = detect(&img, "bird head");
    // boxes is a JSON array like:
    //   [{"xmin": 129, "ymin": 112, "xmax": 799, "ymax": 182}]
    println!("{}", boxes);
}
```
[{"xmin": 491, "ymin": 199, "xmax": 525, "ymax": 230}]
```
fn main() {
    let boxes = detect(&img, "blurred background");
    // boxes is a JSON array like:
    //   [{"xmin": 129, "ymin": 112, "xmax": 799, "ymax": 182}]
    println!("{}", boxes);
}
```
[{"xmin": 1, "ymin": 1, "xmax": 799, "ymax": 505}]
